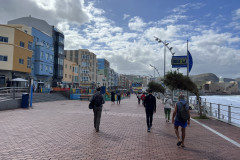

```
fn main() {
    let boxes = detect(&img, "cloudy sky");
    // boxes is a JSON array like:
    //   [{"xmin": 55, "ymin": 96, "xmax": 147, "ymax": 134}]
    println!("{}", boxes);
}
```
[{"xmin": 1, "ymin": 0, "xmax": 240, "ymax": 78}]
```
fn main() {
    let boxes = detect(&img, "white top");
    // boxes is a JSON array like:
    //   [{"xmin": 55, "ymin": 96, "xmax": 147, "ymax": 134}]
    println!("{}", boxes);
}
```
[{"xmin": 164, "ymin": 98, "xmax": 172, "ymax": 108}]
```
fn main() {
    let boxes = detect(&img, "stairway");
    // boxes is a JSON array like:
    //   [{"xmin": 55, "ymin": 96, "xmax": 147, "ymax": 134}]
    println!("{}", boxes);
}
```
[{"xmin": 32, "ymin": 92, "xmax": 69, "ymax": 103}]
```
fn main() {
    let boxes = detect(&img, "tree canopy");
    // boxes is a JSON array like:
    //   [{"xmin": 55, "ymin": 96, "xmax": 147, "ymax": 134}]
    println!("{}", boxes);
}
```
[
  {"xmin": 163, "ymin": 70, "xmax": 203, "ymax": 117},
  {"xmin": 163, "ymin": 70, "xmax": 199, "ymax": 97},
  {"xmin": 147, "ymin": 81, "xmax": 165, "ymax": 94}
]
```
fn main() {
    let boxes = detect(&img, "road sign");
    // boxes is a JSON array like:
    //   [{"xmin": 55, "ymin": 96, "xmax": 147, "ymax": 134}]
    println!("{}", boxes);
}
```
[
  {"xmin": 171, "ymin": 51, "xmax": 193, "ymax": 72},
  {"xmin": 171, "ymin": 56, "xmax": 187, "ymax": 68}
]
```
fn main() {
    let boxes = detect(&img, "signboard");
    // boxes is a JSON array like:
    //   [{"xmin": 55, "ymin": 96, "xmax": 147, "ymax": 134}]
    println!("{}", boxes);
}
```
[
  {"xmin": 171, "ymin": 56, "xmax": 187, "ymax": 68},
  {"xmin": 172, "ymin": 89, "xmax": 187, "ymax": 102},
  {"xmin": 171, "ymin": 51, "xmax": 193, "ymax": 72}
]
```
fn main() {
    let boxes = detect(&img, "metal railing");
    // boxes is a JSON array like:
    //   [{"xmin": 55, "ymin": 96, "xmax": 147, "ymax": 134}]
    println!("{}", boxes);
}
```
[
  {"xmin": 0, "ymin": 87, "xmax": 28, "ymax": 101},
  {"xmin": 189, "ymin": 97, "xmax": 240, "ymax": 127}
]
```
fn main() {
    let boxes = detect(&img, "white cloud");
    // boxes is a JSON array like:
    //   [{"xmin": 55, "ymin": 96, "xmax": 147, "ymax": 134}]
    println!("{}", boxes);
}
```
[
  {"xmin": 128, "ymin": 16, "xmax": 146, "ymax": 32},
  {"xmin": 172, "ymin": 3, "xmax": 204, "ymax": 14},
  {"xmin": 232, "ymin": 8, "xmax": 240, "ymax": 20},
  {"xmin": 123, "ymin": 14, "xmax": 130, "ymax": 20},
  {"xmin": 1, "ymin": 0, "xmax": 240, "ymax": 78}
]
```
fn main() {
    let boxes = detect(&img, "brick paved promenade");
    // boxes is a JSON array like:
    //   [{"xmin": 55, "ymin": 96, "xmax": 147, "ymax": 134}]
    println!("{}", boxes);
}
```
[{"xmin": 0, "ymin": 95, "xmax": 239, "ymax": 160}]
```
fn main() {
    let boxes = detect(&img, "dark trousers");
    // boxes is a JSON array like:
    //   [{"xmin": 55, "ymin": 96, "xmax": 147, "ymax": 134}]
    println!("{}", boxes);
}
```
[
  {"xmin": 145, "ymin": 109, "xmax": 154, "ymax": 128},
  {"xmin": 117, "ymin": 96, "xmax": 121, "ymax": 104},
  {"xmin": 93, "ymin": 107, "xmax": 102, "ymax": 130}
]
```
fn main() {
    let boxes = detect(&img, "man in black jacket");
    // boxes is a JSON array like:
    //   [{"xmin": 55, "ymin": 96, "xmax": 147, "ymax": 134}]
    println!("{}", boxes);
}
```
[
  {"xmin": 144, "ymin": 90, "xmax": 156, "ymax": 132},
  {"xmin": 90, "ymin": 87, "xmax": 105, "ymax": 132}
]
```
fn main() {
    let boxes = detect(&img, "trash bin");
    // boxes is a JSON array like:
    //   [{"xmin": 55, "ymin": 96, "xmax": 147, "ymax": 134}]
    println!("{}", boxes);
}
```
[{"xmin": 21, "ymin": 93, "xmax": 29, "ymax": 108}]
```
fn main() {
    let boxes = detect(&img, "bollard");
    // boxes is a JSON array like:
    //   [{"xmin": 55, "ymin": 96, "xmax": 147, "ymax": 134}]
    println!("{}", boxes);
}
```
[
  {"xmin": 218, "ymin": 104, "xmax": 220, "ymax": 119},
  {"xmin": 228, "ymin": 106, "xmax": 231, "ymax": 124}
]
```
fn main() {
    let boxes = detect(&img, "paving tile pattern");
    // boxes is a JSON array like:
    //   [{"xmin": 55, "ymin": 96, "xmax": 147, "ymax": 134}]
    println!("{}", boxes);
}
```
[{"xmin": 0, "ymin": 95, "xmax": 239, "ymax": 160}]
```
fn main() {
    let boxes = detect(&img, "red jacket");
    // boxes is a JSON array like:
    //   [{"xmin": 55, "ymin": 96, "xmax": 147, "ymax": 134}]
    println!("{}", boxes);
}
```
[{"xmin": 141, "ymin": 94, "xmax": 146, "ymax": 100}]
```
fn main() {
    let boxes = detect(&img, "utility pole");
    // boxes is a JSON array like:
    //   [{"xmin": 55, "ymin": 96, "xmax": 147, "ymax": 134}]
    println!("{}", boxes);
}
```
[
  {"xmin": 187, "ymin": 40, "xmax": 189, "ymax": 103},
  {"xmin": 164, "ymin": 40, "xmax": 166, "ymax": 77}
]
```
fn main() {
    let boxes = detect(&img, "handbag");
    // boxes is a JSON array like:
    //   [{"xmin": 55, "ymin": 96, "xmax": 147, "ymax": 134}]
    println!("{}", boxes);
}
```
[{"xmin": 89, "ymin": 101, "xmax": 94, "ymax": 109}]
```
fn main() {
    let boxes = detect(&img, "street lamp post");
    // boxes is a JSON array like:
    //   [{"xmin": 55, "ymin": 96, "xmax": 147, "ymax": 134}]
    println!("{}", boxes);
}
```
[
  {"xmin": 154, "ymin": 36, "xmax": 175, "ymax": 77},
  {"xmin": 149, "ymin": 64, "xmax": 160, "ymax": 81}
]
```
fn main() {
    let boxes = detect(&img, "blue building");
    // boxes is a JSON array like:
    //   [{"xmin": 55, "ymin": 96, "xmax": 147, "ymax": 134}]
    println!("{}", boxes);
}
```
[
  {"xmin": 8, "ymin": 16, "xmax": 64, "ymax": 87},
  {"xmin": 31, "ymin": 27, "xmax": 54, "ymax": 88}
]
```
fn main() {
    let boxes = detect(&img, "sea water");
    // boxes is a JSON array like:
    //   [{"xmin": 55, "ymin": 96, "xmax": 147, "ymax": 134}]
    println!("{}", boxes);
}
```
[{"xmin": 191, "ymin": 95, "xmax": 240, "ymax": 126}]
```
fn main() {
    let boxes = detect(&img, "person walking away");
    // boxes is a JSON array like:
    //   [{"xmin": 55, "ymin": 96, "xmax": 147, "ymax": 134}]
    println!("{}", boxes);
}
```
[
  {"xmin": 172, "ymin": 95, "xmax": 190, "ymax": 147},
  {"xmin": 90, "ymin": 87, "xmax": 105, "ymax": 132},
  {"xmin": 117, "ymin": 92, "xmax": 121, "ymax": 104},
  {"xmin": 137, "ymin": 92, "xmax": 141, "ymax": 104},
  {"xmin": 141, "ymin": 93, "xmax": 146, "ymax": 106},
  {"xmin": 111, "ymin": 91, "xmax": 115, "ymax": 104},
  {"xmin": 164, "ymin": 95, "xmax": 172, "ymax": 122},
  {"xmin": 143, "ymin": 90, "xmax": 156, "ymax": 132}
]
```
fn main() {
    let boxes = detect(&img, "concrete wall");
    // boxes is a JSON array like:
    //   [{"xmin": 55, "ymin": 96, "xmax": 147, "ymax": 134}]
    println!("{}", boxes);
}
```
[{"xmin": 0, "ymin": 99, "xmax": 21, "ymax": 110}]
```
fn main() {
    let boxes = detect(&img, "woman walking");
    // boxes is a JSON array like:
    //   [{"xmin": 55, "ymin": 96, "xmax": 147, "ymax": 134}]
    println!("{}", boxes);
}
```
[
  {"xmin": 164, "ymin": 95, "xmax": 172, "ymax": 122},
  {"xmin": 111, "ymin": 91, "xmax": 115, "ymax": 104}
]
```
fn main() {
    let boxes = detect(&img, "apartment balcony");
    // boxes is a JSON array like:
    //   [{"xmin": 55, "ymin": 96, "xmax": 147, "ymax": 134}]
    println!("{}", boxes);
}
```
[{"xmin": 36, "ymin": 42, "xmax": 44, "ymax": 46}]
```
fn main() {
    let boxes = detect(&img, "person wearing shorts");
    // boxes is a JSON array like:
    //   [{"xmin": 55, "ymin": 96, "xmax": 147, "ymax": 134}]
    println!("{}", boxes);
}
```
[{"xmin": 172, "ymin": 95, "xmax": 190, "ymax": 148}]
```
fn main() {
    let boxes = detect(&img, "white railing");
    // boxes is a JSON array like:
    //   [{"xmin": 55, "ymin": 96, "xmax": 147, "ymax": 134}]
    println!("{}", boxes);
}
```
[
  {"xmin": 0, "ymin": 87, "xmax": 28, "ymax": 101},
  {"xmin": 189, "ymin": 97, "xmax": 240, "ymax": 127}
]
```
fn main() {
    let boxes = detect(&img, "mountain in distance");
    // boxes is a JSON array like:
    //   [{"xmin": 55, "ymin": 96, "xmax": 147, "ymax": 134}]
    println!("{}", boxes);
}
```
[
  {"xmin": 235, "ymin": 77, "xmax": 240, "ymax": 82},
  {"xmin": 190, "ymin": 73, "xmax": 218, "ymax": 81},
  {"xmin": 190, "ymin": 73, "xmax": 238, "ymax": 87}
]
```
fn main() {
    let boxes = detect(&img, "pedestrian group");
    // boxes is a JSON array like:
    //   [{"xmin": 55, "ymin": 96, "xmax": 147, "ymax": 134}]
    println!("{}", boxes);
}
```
[{"xmin": 89, "ymin": 88, "xmax": 190, "ymax": 148}]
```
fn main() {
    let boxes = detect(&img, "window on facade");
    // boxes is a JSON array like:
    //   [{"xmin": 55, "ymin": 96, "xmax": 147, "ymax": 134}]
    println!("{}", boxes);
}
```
[
  {"xmin": 20, "ymin": 41, "xmax": 24, "ymax": 47},
  {"xmin": 82, "ymin": 70, "xmax": 89, "ymax": 74},
  {"xmin": 82, "ymin": 77, "xmax": 88, "ymax": 81},
  {"xmin": 0, "ymin": 55, "xmax": 8, "ymax": 61},
  {"xmin": 58, "ymin": 58, "xmax": 63, "ymax": 65},
  {"xmin": 69, "ymin": 75, "xmax": 71, "ymax": 78},
  {"xmin": 50, "ymin": 55, "xmax": 53, "ymax": 60},
  {"xmin": 58, "ymin": 46, "xmax": 63, "ymax": 54},
  {"xmin": 28, "ymin": 41, "xmax": 32, "ymax": 50},
  {"xmin": 65, "ymin": 74, "xmax": 67, "ymax": 78},
  {"xmin": 50, "ymin": 66, "xmax": 53, "ymax": 72},
  {"xmin": 59, "ymin": 36, "xmax": 64, "ymax": 43},
  {"xmin": 46, "ymin": 53, "xmax": 49, "ymax": 60},
  {"xmin": 40, "ymin": 64, "xmax": 43, "ymax": 71},
  {"xmin": 41, "ymin": 51, "xmax": 44, "ymax": 59},
  {"xmin": 65, "ymin": 64, "xmax": 67, "ymax": 68},
  {"xmin": 0, "ymin": 36, "xmax": 8, "ymax": 43},
  {"xmin": 81, "ymin": 62, "xmax": 89, "ymax": 67},
  {"xmin": 19, "ymin": 58, "xmax": 24, "ymax": 64},
  {"xmin": 75, "ymin": 76, "xmax": 78, "ymax": 82},
  {"xmin": 70, "ymin": 66, "xmax": 71, "ymax": 70},
  {"xmin": 27, "ymin": 57, "xmax": 31, "ymax": 68},
  {"xmin": 46, "ymin": 65, "xmax": 48, "ymax": 72}
]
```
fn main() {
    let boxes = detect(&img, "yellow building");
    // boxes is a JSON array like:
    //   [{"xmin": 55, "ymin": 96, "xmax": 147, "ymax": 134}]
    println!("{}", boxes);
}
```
[
  {"xmin": 63, "ymin": 59, "xmax": 79, "ymax": 88},
  {"xmin": 0, "ymin": 24, "xmax": 33, "ymax": 86}
]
